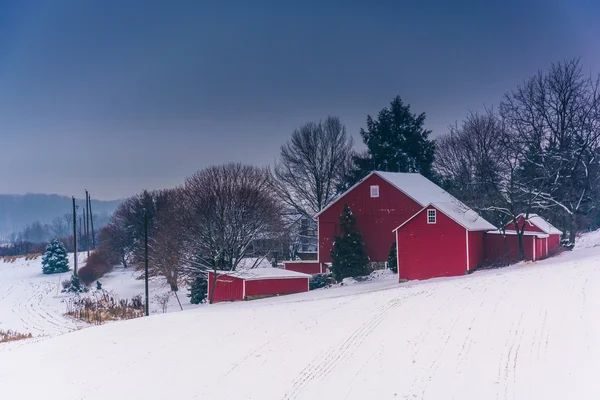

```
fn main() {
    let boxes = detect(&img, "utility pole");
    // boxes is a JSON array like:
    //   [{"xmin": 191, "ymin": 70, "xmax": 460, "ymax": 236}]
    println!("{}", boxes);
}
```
[
  {"xmin": 144, "ymin": 210, "xmax": 149, "ymax": 317},
  {"xmin": 72, "ymin": 197, "xmax": 78, "ymax": 275},
  {"xmin": 88, "ymin": 193, "xmax": 96, "ymax": 249},
  {"xmin": 85, "ymin": 190, "xmax": 90, "ymax": 257}
]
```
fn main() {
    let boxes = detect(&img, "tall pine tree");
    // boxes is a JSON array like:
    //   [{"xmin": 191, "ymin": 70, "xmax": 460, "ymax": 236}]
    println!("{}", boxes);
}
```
[
  {"xmin": 342, "ymin": 96, "xmax": 436, "ymax": 189},
  {"xmin": 41, "ymin": 239, "xmax": 70, "ymax": 275},
  {"xmin": 330, "ymin": 204, "xmax": 369, "ymax": 281}
]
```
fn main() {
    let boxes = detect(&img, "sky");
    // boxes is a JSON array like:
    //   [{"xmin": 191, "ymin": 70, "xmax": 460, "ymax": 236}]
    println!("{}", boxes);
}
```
[{"xmin": 0, "ymin": 0, "xmax": 599, "ymax": 200}]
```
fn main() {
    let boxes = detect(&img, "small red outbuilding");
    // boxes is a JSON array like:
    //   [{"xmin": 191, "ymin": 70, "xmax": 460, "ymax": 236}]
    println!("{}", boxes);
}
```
[
  {"xmin": 505, "ymin": 214, "xmax": 563, "ymax": 254},
  {"xmin": 393, "ymin": 201, "xmax": 496, "ymax": 281},
  {"xmin": 483, "ymin": 230, "xmax": 550, "ymax": 265},
  {"xmin": 207, "ymin": 268, "xmax": 311, "ymax": 303}
]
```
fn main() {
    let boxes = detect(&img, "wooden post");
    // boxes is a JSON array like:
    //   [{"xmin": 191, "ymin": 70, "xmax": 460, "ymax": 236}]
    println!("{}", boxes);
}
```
[
  {"xmin": 85, "ymin": 190, "xmax": 90, "ymax": 257},
  {"xmin": 72, "ymin": 197, "xmax": 78, "ymax": 275},
  {"xmin": 144, "ymin": 211, "xmax": 149, "ymax": 316},
  {"xmin": 88, "ymin": 193, "xmax": 96, "ymax": 249}
]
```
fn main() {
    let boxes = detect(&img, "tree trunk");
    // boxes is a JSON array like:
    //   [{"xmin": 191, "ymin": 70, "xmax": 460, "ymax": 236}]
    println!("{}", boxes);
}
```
[
  {"xmin": 517, "ymin": 233, "xmax": 524, "ymax": 261},
  {"xmin": 569, "ymin": 213, "xmax": 577, "ymax": 246},
  {"xmin": 209, "ymin": 268, "xmax": 218, "ymax": 304}
]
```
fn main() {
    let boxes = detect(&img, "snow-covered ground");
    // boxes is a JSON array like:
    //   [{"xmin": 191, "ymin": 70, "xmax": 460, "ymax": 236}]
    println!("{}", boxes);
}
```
[
  {"xmin": 0, "ymin": 253, "xmax": 192, "ymax": 341},
  {"xmin": 2, "ymin": 239, "xmax": 600, "ymax": 399}
]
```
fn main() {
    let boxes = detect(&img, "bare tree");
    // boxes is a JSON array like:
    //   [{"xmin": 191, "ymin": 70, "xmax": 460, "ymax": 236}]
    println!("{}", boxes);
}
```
[
  {"xmin": 500, "ymin": 58, "xmax": 600, "ymax": 244},
  {"xmin": 273, "ymin": 116, "xmax": 353, "ymax": 219},
  {"xmin": 180, "ymin": 163, "xmax": 283, "ymax": 304},
  {"xmin": 146, "ymin": 188, "xmax": 187, "ymax": 310},
  {"xmin": 436, "ymin": 110, "xmax": 545, "ymax": 259}
]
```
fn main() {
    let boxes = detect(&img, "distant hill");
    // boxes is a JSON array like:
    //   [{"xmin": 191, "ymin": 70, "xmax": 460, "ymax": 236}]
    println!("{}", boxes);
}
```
[{"xmin": 0, "ymin": 194, "xmax": 121, "ymax": 240}]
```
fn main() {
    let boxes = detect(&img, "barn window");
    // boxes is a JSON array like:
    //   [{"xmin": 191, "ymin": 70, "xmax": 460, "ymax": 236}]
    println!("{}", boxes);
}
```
[
  {"xmin": 370, "ymin": 185, "xmax": 379, "ymax": 198},
  {"xmin": 427, "ymin": 209, "xmax": 436, "ymax": 224}
]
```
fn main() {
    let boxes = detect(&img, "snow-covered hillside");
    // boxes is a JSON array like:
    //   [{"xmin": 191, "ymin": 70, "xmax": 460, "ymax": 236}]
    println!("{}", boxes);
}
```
[
  {"xmin": 0, "ymin": 253, "xmax": 192, "ymax": 339},
  {"xmin": 2, "ymin": 242, "xmax": 600, "ymax": 399}
]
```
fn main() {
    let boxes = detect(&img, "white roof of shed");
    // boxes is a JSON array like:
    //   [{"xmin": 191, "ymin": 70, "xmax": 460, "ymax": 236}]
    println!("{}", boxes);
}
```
[
  {"xmin": 488, "ymin": 229, "xmax": 550, "ymax": 238},
  {"xmin": 517, "ymin": 214, "xmax": 563, "ymax": 235},
  {"xmin": 432, "ymin": 201, "xmax": 497, "ymax": 231},
  {"xmin": 216, "ymin": 268, "xmax": 311, "ymax": 281},
  {"xmin": 394, "ymin": 201, "xmax": 497, "ymax": 232}
]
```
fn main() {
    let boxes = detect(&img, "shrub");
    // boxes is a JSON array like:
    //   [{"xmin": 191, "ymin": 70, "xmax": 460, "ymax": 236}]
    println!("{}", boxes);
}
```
[
  {"xmin": 0, "ymin": 329, "xmax": 33, "ymax": 343},
  {"xmin": 64, "ymin": 291, "xmax": 145, "ymax": 324},
  {"xmin": 61, "ymin": 279, "xmax": 72, "ymax": 291},
  {"xmin": 78, "ymin": 251, "xmax": 113, "ymax": 285},
  {"xmin": 309, "ymin": 273, "xmax": 333, "ymax": 290},
  {"xmin": 387, "ymin": 242, "xmax": 397, "ymax": 273}
]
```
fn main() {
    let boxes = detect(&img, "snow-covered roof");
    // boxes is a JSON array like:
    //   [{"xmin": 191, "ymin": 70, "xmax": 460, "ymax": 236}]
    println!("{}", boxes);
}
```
[
  {"xmin": 431, "ymin": 201, "xmax": 497, "ymax": 231},
  {"xmin": 217, "ymin": 268, "xmax": 311, "ymax": 281},
  {"xmin": 517, "ymin": 214, "xmax": 563, "ymax": 235},
  {"xmin": 488, "ymin": 229, "xmax": 550, "ymax": 238},
  {"xmin": 374, "ymin": 171, "xmax": 458, "ymax": 206},
  {"xmin": 315, "ymin": 171, "xmax": 485, "ymax": 219},
  {"xmin": 394, "ymin": 201, "xmax": 497, "ymax": 232}
]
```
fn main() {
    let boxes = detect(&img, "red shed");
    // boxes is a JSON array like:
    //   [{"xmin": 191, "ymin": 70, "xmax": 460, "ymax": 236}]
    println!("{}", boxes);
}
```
[
  {"xmin": 505, "ymin": 214, "xmax": 562, "ymax": 254},
  {"xmin": 315, "ymin": 171, "xmax": 473, "ymax": 265},
  {"xmin": 393, "ymin": 201, "xmax": 496, "ymax": 281},
  {"xmin": 207, "ymin": 268, "xmax": 310, "ymax": 303},
  {"xmin": 483, "ymin": 230, "xmax": 550, "ymax": 264}
]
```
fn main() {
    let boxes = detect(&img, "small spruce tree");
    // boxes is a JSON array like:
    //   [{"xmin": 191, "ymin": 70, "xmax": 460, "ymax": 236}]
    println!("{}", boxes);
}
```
[
  {"xmin": 188, "ymin": 275, "xmax": 208, "ymax": 304},
  {"xmin": 41, "ymin": 239, "xmax": 70, "ymax": 275},
  {"xmin": 387, "ymin": 242, "xmax": 397, "ymax": 273},
  {"xmin": 330, "ymin": 204, "xmax": 369, "ymax": 281}
]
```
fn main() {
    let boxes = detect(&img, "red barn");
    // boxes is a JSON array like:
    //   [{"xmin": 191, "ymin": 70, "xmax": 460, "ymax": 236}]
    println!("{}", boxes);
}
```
[
  {"xmin": 314, "ymin": 171, "xmax": 477, "ymax": 267},
  {"xmin": 207, "ymin": 268, "xmax": 310, "ymax": 303},
  {"xmin": 505, "ymin": 214, "xmax": 562, "ymax": 253},
  {"xmin": 393, "ymin": 201, "xmax": 496, "ymax": 280}
]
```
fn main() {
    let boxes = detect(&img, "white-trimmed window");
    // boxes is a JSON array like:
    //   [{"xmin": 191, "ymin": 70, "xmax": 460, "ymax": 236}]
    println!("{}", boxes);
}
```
[
  {"xmin": 427, "ymin": 209, "xmax": 436, "ymax": 224},
  {"xmin": 370, "ymin": 185, "xmax": 379, "ymax": 198}
]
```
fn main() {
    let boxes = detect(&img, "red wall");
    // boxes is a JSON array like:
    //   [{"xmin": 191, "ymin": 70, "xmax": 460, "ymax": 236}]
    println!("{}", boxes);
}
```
[
  {"xmin": 207, "ymin": 272, "xmax": 244, "ymax": 303},
  {"xmin": 468, "ymin": 231, "xmax": 485, "ymax": 271},
  {"xmin": 318, "ymin": 174, "xmax": 422, "ymax": 263},
  {"xmin": 505, "ymin": 216, "xmax": 544, "ymax": 233},
  {"xmin": 396, "ymin": 205, "xmax": 468, "ymax": 280},
  {"xmin": 283, "ymin": 261, "xmax": 322, "ymax": 275},
  {"xmin": 548, "ymin": 235, "xmax": 561, "ymax": 253},
  {"xmin": 483, "ymin": 233, "xmax": 538, "ymax": 265},
  {"xmin": 245, "ymin": 278, "xmax": 309, "ymax": 297}
]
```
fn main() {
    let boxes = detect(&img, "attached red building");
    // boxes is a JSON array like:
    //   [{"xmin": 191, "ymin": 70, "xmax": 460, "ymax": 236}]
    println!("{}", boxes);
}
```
[
  {"xmin": 483, "ymin": 230, "xmax": 550, "ymax": 265},
  {"xmin": 207, "ymin": 268, "xmax": 310, "ymax": 303},
  {"xmin": 393, "ymin": 201, "xmax": 496, "ymax": 280},
  {"xmin": 505, "ymin": 214, "xmax": 562, "ymax": 254}
]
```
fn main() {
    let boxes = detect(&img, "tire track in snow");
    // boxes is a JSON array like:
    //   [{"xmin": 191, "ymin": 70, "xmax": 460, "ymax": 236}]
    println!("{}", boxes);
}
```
[{"xmin": 283, "ymin": 292, "xmax": 414, "ymax": 400}]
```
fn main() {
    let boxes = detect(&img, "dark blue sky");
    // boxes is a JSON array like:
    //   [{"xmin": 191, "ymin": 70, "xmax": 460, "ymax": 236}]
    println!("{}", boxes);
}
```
[{"xmin": 1, "ymin": 0, "xmax": 599, "ymax": 199}]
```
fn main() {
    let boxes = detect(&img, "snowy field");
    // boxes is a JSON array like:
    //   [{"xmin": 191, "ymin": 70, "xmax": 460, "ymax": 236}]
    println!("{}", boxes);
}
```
[
  {"xmin": 2, "ymin": 235, "xmax": 600, "ymax": 399},
  {"xmin": 0, "ymin": 253, "xmax": 192, "ymax": 342}
]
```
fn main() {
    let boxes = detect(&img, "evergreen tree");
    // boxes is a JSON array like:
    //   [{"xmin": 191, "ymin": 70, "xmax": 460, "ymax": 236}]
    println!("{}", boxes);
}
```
[
  {"xmin": 188, "ymin": 275, "xmax": 208, "ymax": 304},
  {"xmin": 342, "ymin": 96, "xmax": 436, "ymax": 189},
  {"xmin": 41, "ymin": 239, "xmax": 70, "ymax": 274},
  {"xmin": 330, "ymin": 204, "xmax": 369, "ymax": 281},
  {"xmin": 387, "ymin": 242, "xmax": 397, "ymax": 273}
]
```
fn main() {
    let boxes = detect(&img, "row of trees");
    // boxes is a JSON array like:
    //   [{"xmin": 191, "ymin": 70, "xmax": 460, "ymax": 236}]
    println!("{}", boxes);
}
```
[
  {"xmin": 97, "ymin": 58, "xmax": 600, "ymax": 303},
  {"xmin": 436, "ymin": 59, "xmax": 600, "ymax": 254},
  {"xmin": 5, "ymin": 213, "xmax": 110, "ymax": 246},
  {"xmin": 99, "ymin": 164, "xmax": 284, "ymax": 304}
]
